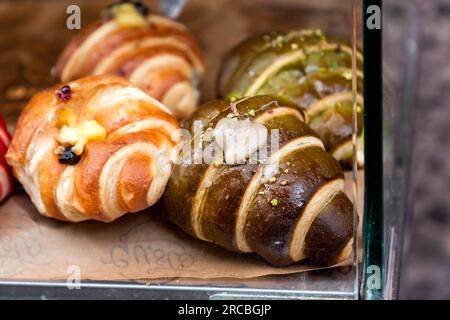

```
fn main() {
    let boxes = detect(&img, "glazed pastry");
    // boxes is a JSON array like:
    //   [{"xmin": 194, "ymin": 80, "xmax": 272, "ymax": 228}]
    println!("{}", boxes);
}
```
[
  {"xmin": 218, "ymin": 30, "xmax": 364, "ymax": 168},
  {"xmin": 6, "ymin": 76, "xmax": 181, "ymax": 222},
  {"xmin": 162, "ymin": 95, "xmax": 354, "ymax": 266},
  {"xmin": 0, "ymin": 114, "xmax": 13, "ymax": 202},
  {"xmin": 54, "ymin": 1, "xmax": 206, "ymax": 119}
]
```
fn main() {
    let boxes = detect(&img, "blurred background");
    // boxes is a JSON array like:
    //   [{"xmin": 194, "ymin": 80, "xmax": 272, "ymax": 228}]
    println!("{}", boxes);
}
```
[{"xmin": 398, "ymin": 0, "xmax": 450, "ymax": 299}]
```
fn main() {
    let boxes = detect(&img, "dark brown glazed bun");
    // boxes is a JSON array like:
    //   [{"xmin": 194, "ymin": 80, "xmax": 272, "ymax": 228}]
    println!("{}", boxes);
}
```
[{"xmin": 162, "ymin": 95, "xmax": 354, "ymax": 266}]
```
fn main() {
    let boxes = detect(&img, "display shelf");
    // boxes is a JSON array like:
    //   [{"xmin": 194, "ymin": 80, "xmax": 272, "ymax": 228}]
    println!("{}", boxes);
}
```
[{"xmin": 0, "ymin": 268, "xmax": 357, "ymax": 300}]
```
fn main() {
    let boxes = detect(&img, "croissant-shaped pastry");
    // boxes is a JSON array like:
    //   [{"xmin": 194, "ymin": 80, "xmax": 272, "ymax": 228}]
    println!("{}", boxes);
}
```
[
  {"xmin": 6, "ymin": 76, "xmax": 181, "ymax": 222},
  {"xmin": 162, "ymin": 95, "xmax": 354, "ymax": 266},
  {"xmin": 218, "ymin": 30, "xmax": 364, "ymax": 168},
  {"xmin": 53, "ymin": 1, "xmax": 206, "ymax": 119},
  {"xmin": 0, "ymin": 114, "xmax": 13, "ymax": 202}
]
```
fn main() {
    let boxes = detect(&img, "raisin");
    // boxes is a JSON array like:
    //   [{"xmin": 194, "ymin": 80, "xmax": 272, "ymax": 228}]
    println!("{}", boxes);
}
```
[
  {"xmin": 56, "ymin": 85, "xmax": 72, "ymax": 102},
  {"xmin": 58, "ymin": 147, "xmax": 81, "ymax": 165}
]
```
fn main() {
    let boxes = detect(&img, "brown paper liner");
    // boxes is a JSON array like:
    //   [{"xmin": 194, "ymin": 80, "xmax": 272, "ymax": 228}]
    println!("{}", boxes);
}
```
[{"xmin": 0, "ymin": 172, "xmax": 363, "ymax": 281}]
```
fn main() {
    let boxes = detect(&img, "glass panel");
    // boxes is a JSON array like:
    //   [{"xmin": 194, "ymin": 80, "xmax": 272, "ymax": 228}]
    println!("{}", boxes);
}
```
[{"xmin": 362, "ymin": 0, "xmax": 420, "ymax": 299}]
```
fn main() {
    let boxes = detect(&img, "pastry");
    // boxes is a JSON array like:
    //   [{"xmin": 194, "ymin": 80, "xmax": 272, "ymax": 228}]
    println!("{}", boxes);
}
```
[
  {"xmin": 218, "ymin": 30, "xmax": 364, "ymax": 168},
  {"xmin": 6, "ymin": 75, "xmax": 181, "ymax": 222},
  {"xmin": 162, "ymin": 95, "xmax": 354, "ymax": 266},
  {"xmin": 54, "ymin": 0, "xmax": 206, "ymax": 119},
  {"xmin": 0, "ymin": 114, "xmax": 13, "ymax": 202}
]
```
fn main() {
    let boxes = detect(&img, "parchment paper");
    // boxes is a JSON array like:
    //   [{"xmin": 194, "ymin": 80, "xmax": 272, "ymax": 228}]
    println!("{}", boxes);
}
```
[{"xmin": 0, "ymin": 172, "xmax": 363, "ymax": 281}]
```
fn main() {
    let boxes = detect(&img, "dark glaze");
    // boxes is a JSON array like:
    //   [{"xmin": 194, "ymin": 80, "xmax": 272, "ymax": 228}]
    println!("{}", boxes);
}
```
[
  {"xmin": 244, "ymin": 146, "xmax": 344, "ymax": 266},
  {"xmin": 304, "ymin": 191, "xmax": 354, "ymax": 266},
  {"xmin": 199, "ymin": 110, "xmax": 317, "ymax": 251},
  {"xmin": 200, "ymin": 164, "xmax": 258, "ymax": 251},
  {"xmin": 162, "ymin": 96, "xmax": 306, "ymax": 239}
]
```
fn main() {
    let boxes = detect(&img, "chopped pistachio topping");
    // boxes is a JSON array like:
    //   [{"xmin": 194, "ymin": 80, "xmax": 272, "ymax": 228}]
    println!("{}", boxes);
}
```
[
  {"xmin": 269, "ymin": 177, "xmax": 277, "ymax": 183},
  {"xmin": 270, "ymin": 199, "xmax": 279, "ymax": 207}
]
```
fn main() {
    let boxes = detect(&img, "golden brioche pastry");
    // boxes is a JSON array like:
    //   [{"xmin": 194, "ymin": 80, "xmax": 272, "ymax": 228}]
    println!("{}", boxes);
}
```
[
  {"xmin": 53, "ymin": 1, "xmax": 206, "ymax": 119},
  {"xmin": 6, "ymin": 76, "xmax": 181, "ymax": 222}
]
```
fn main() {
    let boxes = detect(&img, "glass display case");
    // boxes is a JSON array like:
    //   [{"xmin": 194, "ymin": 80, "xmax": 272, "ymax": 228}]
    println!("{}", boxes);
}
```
[{"xmin": 0, "ymin": 0, "xmax": 420, "ymax": 300}]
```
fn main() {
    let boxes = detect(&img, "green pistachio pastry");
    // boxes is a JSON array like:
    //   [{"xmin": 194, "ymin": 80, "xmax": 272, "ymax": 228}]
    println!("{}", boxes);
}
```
[{"xmin": 218, "ymin": 30, "xmax": 364, "ymax": 168}]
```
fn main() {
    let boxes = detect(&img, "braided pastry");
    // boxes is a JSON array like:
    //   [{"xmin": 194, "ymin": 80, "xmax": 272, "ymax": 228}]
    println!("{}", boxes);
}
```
[
  {"xmin": 6, "ymin": 76, "xmax": 181, "ymax": 222},
  {"xmin": 54, "ymin": 1, "xmax": 206, "ymax": 119},
  {"xmin": 0, "ymin": 114, "xmax": 13, "ymax": 202},
  {"xmin": 218, "ymin": 30, "xmax": 364, "ymax": 168},
  {"xmin": 162, "ymin": 96, "xmax": 354, "ymax": 266}
]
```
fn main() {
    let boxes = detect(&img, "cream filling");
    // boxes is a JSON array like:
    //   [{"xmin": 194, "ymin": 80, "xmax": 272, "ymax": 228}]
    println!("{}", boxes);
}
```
[{"xmin": 213, "ymin": 117, "xmax": 268, "ymax": 165}]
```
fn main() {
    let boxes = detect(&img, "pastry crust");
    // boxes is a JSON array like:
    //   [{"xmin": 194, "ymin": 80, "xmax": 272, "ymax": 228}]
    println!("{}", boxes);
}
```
[
  {"xmin": 54, "ymin": 13, "xmax": 205, "ymax": 119},
  {"xmin": 6, "ymin": 76, "xmax": 181, "ymax": 222}
]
